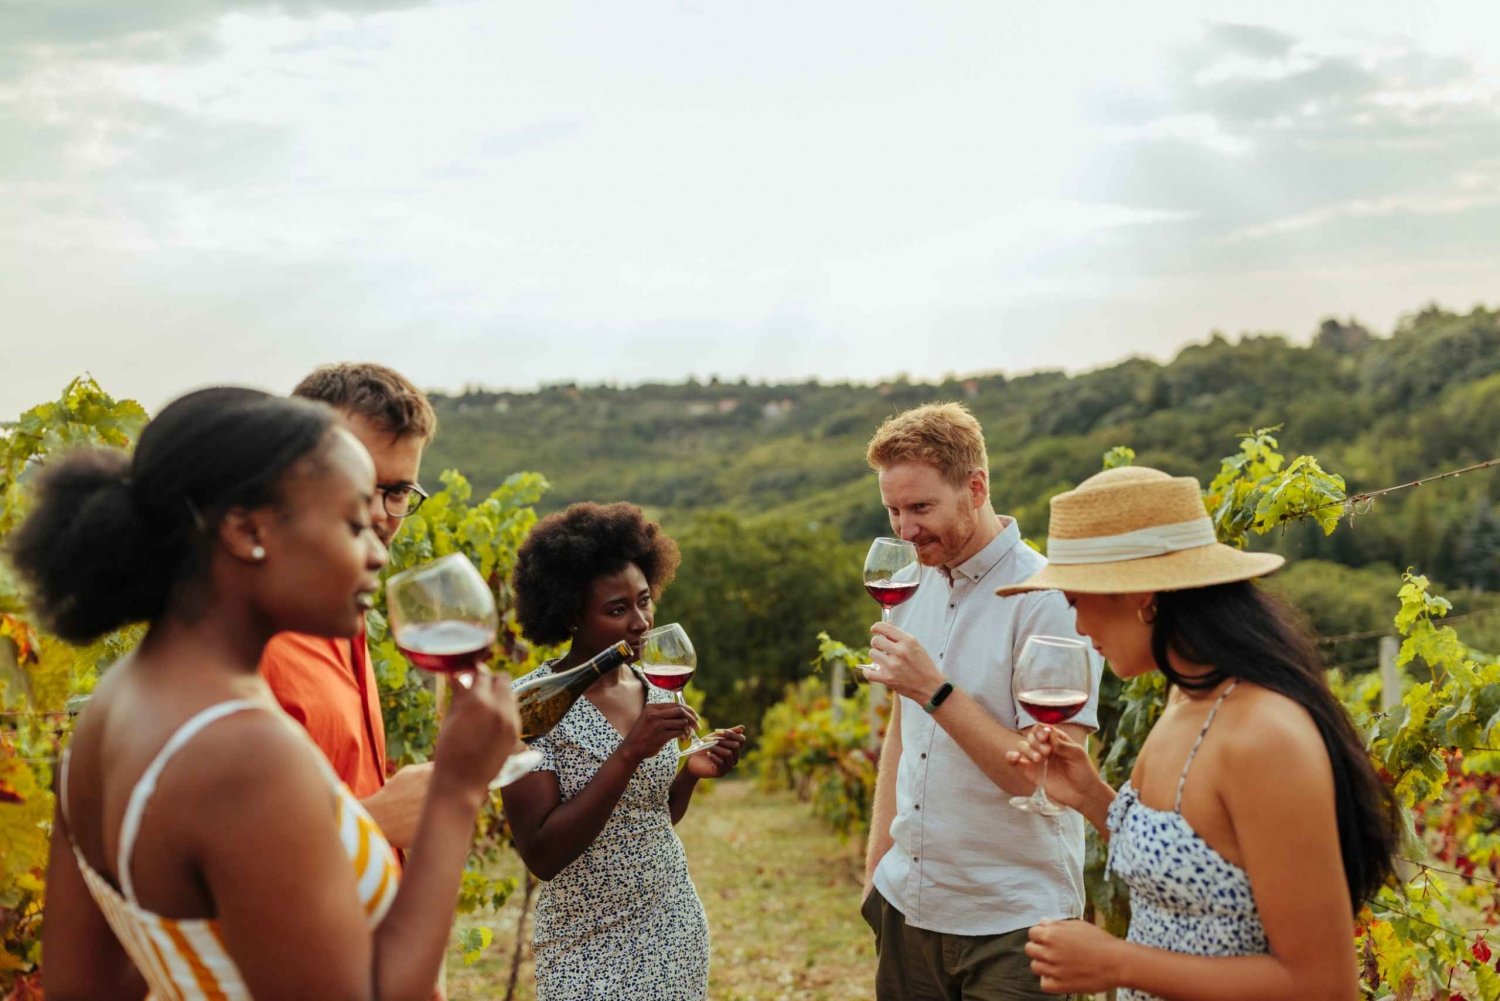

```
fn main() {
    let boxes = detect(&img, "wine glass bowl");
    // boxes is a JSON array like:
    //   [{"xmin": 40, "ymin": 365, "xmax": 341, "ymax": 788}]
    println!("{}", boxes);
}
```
[
  {"xmin": 863, "ymin": 538, "xmax": 920, "ymax": 623},
  {"xmin": 387, "ymin": 553, "xmax": 497, "ymax": 674},
  {"xmin": 1009, "ymin": 635, "xmax": 1092, "ymax": 816},
  {"xmin": 639, "ymin": 623, "xmax": 718, "ymax": 755},
  {"xmin": 386, "ymin": 553, "xmax": 541, "ymax": 788}
]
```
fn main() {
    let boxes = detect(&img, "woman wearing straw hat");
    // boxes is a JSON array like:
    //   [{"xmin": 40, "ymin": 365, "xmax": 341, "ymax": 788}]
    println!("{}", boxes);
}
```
[{"xmin": 997, "ymin": 466, "xmax": 1398, "ymax": 1000}]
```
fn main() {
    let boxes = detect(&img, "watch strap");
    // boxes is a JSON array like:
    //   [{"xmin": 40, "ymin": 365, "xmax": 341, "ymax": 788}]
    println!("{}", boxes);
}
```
[{"xmin": 922, "ymin": 681, "xmax": 954, "ymax": 714}]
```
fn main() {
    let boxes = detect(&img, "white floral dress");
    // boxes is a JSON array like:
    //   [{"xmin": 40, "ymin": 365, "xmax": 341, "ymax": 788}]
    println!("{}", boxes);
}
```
[
  {"xmin": 1106, "ymin": 681, "xmax": 1268, "ymax": 1001},
  {"xmin": 516, "ymin": 663, "xmax": 710, "ymax": 1000}
]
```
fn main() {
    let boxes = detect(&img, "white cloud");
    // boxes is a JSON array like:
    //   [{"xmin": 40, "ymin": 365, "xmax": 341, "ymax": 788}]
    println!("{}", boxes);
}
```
[{"xmin": 3, "ymin": 1, "xmax": 1500, "ymax": 417}]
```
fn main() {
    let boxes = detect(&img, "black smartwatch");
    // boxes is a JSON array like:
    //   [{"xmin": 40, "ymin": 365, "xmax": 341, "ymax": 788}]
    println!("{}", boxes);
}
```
[{"xmin": 922, "ymin": 681, "xmax": 955, "ymax": 714}]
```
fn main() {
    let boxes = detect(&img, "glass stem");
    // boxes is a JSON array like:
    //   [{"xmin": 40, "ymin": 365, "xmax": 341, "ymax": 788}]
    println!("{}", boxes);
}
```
[
  {"xmin": 1032, "ymin": 755, "xmax": 1053, "ymax": 809},
  {"xmin": 673, "ymin": 691, "xmax": 695, "ymax": 750}
]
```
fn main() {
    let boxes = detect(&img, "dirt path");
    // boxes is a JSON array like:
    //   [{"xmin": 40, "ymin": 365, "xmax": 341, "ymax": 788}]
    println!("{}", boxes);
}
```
[{"xmin": 446, "ymin": 780, "xmax": 874, "ymax": 1000}]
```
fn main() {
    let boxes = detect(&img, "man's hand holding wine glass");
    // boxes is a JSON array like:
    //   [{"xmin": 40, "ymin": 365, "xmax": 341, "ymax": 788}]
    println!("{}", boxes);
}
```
[{"xmin": 866, "ymin": 622, "xmax": 946, "ymax": 703}]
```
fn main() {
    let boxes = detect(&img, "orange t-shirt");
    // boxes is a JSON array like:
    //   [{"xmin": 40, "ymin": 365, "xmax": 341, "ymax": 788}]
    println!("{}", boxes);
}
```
[{"xmin": 259, "ymin": 628, "xmax": 388, "ymax": 800}]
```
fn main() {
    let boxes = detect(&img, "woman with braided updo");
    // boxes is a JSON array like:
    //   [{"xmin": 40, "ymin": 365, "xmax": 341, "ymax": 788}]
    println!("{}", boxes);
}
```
[{"xmin": 501, "ymin": 501, "xmax": 746, "ymax": 1001}]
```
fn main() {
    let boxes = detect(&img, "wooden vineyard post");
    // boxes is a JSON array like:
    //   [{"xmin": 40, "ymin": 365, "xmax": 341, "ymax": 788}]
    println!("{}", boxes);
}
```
[
  {"xmin": 830, "ymin": 658, "xmax": 846, "ymax": 724},
  {"xmin": 1379, "ymin": 635, "xmax": 1400, "ymax": 712}
]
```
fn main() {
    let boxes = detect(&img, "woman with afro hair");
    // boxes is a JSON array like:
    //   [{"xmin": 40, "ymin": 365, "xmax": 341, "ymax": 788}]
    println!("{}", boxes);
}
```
[{"xmin": 501, "ymin": 501, "xmax": 747, "ymax": 1000}]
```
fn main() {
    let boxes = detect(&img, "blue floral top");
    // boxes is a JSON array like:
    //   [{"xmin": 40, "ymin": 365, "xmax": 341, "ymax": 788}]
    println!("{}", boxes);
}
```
[{"xmin": 1105, "ymin": 682, "xmax": 1268, "ymax": 1001}]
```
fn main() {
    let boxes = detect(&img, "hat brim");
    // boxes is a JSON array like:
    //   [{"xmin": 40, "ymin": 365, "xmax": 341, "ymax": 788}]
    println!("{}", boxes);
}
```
[{"xmin": 996, "ymin": 544, "xmax": 1285, "ymax": 597}]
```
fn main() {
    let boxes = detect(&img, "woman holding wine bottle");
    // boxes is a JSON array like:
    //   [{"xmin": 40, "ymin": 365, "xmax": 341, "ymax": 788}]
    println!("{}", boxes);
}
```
[
  {"xmin": 502, "ymin": 501, "xmax": 746, "ymax": 1001},
  {"xmin": 23, "ymin": 387, "xmax": 520, "ymax": 1000},
  {"xmin": 995, "ymin": 466, "xmax": 1400, "ymax": 1000}
]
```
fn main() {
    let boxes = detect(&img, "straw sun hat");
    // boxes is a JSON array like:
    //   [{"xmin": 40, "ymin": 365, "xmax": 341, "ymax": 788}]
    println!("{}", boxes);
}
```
[{"xmin": 996, "ymin": 466, "xmax": 1285, "ymax": 597}]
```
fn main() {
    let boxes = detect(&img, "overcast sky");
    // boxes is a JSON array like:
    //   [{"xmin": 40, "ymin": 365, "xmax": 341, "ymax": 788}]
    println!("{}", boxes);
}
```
[{"xmin": 3, "ymin": 1, "xmax": 1498, "ymax": 417}]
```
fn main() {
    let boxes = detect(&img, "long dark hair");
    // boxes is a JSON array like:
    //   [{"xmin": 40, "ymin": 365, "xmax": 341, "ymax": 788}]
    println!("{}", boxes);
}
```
[
  {"xmin": 9, "ymin": 388, "xmax": 335, "ymax": 643},
  {"xmin": 1153, "ymin": 581, "xmax": 1400, "ymax": 908}
]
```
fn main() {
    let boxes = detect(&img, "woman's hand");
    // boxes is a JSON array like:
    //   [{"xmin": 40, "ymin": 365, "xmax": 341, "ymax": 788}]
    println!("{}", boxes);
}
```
[
  {"xmin": 432, "ymin": 669, "xmax": 520, "ymax": 795},
  {"xmin": 685, "ymin": 726, "xmax": 747, "ymax": 779},
  {"xmin": 1024, "ymin": 919, "xmax": 1128, "ymax": 993},
  {"xmin": 1006, "ymin": 724, "xmax": 1103, "ymax": 813},
  {"xmin": 620, "ymin": 702, "xmax": 698, "ymax": 765}
]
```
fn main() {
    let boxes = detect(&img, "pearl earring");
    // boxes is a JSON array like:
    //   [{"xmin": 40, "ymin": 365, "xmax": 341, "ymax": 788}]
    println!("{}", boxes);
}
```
[{"xmin": 250, "ymin": 545, "xmax": 266, "ymax": 561}]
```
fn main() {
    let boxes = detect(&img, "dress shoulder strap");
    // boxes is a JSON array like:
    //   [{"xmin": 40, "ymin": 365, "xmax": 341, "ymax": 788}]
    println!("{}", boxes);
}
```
[
  {"xmin": 117, "ymin": 699, "xmax": 261, "ymax": 905},
  {"xmin": 1173, "ymin": 680, "xmax": 1239, "ymax": 813}
]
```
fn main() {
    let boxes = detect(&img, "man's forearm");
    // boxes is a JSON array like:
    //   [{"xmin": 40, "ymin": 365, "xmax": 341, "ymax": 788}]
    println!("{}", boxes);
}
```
[
  {"xmin": 928, "ymin": 689, "xmax": 1037, "ymax": 797},
  {"xmin": 865, "ymin": 697, "xmax": 901, "ymax": 890}
]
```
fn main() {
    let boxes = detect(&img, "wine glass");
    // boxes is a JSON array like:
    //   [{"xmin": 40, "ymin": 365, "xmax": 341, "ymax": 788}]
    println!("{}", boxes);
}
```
[
  {"xmin": 639, "ymin": 623, "xmax": 718, "ymax": 756},
  {"xmin": 864, "ymin": 538, "xmax": 920, "ymax": 623},
  {"xmin": 859, "ymin": 537, "xmax": 920, "ymax": 680},
  {"xmin": 1009, "ymin": 635, "xmax": 1093, "ymax": 816},
  {"xmin": 386, "ymin": 553, "xmax": 540, "ymax": 788}
]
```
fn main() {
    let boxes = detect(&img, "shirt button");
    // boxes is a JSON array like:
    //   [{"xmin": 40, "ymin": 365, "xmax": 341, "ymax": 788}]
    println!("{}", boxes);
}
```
[
  {"xmin": 914, "ymin": 803, "xmax": 921, "ymax": 810},
  {"xmin": 913, "ymin": 856, "xmax": 919, "ymax": 862},
  {"xmin": 920, "ymin": 752, "xmax": 927, "ymax": 760}
]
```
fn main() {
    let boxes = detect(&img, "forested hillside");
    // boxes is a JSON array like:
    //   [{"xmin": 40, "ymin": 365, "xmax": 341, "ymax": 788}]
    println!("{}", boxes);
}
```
[
  {"xmin": 420, "ymin": 304, "xmax": 1500, "ymax": 724},
  {"xmin": 430, "ymin": 305, "xmax": 1500, "ymax": 585}
]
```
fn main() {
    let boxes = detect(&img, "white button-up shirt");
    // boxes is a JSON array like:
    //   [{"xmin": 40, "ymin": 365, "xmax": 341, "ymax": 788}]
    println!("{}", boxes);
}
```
[{"xmin": 872, "ymin": 519, "xmax": 1104, "ymax": 936}]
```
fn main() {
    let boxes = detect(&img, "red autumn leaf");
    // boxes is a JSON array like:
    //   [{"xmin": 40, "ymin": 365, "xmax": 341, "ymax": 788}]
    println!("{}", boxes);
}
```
[{"xmin": 1474, "ymin": 937, "xmax": 1493, "ymax": 964}]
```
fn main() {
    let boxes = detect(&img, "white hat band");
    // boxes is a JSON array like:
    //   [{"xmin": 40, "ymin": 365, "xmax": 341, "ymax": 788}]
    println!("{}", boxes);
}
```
[{"xmin": 1046, "ymin": 518, "xmax": 1219, "ymax": 565}]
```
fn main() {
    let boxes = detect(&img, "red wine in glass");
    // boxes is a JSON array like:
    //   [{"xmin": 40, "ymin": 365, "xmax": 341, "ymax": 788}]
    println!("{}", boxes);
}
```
[
  {"xmin": 865, "ymin": 579, "xmax": 920, "ymax": 610},
  {"xmin": 386, "ymin": 552, "xmax": 542, "ymax": 788},
  {"xmin": 864, "ymin": 538, "xmax": 919, "ymax": 623},
  {"xmin": 641, "ymin": 663, "xmax": 694, "ymax": 692},
  {"xmin": 1017, "ymin": 687, "xmax": 1090, "ymax": 726},
  {"xmin": 395, "ymin": 620, "xmax": 493, "ymax": 674},
  {"xmin": 1010, "ymin": 635, "xmax": 1093, "ymax": 817}
]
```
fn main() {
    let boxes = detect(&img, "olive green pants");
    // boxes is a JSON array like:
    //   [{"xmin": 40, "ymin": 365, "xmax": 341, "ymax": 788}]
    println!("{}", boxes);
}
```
[{"xmin": 861, "ymin": 887, "xmax": 1055, "ymax": 1001}]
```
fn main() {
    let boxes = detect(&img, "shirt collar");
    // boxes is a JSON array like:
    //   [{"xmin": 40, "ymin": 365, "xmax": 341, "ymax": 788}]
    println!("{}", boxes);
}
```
[{"xmin": 943, "ymin": 517, "xmax": 1023, "ymax": 586}]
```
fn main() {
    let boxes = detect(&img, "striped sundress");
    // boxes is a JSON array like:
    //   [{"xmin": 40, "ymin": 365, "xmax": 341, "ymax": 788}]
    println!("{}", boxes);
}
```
[{"xmin": 59, "ymin": 699, "xmax": 400, "ymax": 999}]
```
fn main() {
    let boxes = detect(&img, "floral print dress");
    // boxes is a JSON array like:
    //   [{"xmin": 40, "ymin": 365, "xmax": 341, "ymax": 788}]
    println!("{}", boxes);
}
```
[
  {"xmin": 1106, "ymin": 681, "xmax": 1268, "ymax": 1001},
  {"xmin": 516, "ymin": 663, "xmax": 710, "ymax": 1000}
]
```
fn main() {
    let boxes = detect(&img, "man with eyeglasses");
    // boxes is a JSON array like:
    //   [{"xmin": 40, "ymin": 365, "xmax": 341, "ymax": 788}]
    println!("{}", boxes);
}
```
[{"xmin": 259, "ymin": 363, "xmax": 438, "ymax": 849}]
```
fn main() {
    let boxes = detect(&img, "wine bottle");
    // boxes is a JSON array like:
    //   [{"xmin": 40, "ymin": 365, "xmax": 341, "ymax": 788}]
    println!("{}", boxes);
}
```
[{"xmin": 515, "ymin": 640, "xmax": 634, "ymax": 741}]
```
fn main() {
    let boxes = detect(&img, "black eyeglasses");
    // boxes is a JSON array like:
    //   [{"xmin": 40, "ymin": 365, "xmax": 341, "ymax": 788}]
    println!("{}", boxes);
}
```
[{"xmin": 377, "ymin": 482, "xmax": 429, "ymax": 519}]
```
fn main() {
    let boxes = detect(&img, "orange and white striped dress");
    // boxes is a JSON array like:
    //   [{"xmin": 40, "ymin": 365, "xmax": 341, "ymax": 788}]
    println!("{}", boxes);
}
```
[{"xmin": 60, "ymin": 700, "xmax": 400, "ymax": 1000}]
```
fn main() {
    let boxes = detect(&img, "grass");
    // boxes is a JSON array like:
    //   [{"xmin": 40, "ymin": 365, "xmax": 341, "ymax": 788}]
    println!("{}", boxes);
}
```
[{"xmin": 445, "ymin": 780, "xmax": 875, "ymax": 1000}]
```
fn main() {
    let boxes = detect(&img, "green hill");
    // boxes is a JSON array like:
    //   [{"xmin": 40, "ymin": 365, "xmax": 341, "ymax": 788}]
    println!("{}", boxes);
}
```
[
  {"xmin": 422, "ymin": 304, "xmax": 1500, "ymax": 723},
  {"xmin": 427, "ymin": 304, "xmax": 1500, "ymax": 583}
]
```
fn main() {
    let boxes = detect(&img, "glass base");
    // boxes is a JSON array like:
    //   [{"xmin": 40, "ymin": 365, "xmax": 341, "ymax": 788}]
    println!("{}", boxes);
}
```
[
  {"xmin": 1009, "ymin": 792, "xmax": 1064, "ymax": 816},
  {"xmin": 679, "ymin": 735, "xmax": 720, "ymax": 756},
  {"xmin": 489, "ymin": 748, "xmax": 544, "ymax": 789}
]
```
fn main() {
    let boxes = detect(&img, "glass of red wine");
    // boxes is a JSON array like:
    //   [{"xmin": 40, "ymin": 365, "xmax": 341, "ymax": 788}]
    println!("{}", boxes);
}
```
[
  {"xmin": 1009, "ymin": 634, "xmax": 1092, "ymax": 816},
  {"xmin": 386, "ymin": 553, "xmax": 540, "ymax": 788},
  {"xmin": 639, "ymin": 623, "xmax": 718, "ymax": 756},
  {"xmin": 860, "ymin": 538, "xmax": 920, "ymax": 680},
  {"xmin": 864, "ymin": 537, "xmax": 920, "ymax": 622}
]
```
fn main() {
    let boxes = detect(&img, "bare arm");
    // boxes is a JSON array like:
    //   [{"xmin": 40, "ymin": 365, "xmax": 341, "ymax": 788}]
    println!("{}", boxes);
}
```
[
  {"xmin": 359, "ymin": 762, "xmax": 433, "ymax": 849},
  {"xmin": 1026, "ymin": 701, "xmax": 1359, "ymax": 999},
  {"xmin": 668, "ymin": 726, "xmax": 747, "ymax": 825},
  {"xmin": 39, "ymin": 804, "xmax": 148, "ymax": 1001},
  {"xmin": 864, "ymin": 694, "xmax": 901, "ymax": 898},
  {"xmin": 502, "ymin": 701, "xmax": 694, "ymax": 881},
  {"xmin": 931, "ymin": 690, "xmax": 1092, "ymax": 798},
  {"xmin": 203, "ymin": 673, "xmax": 516, "ymax": 1001}
]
